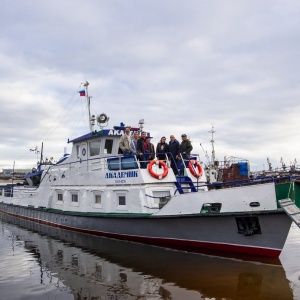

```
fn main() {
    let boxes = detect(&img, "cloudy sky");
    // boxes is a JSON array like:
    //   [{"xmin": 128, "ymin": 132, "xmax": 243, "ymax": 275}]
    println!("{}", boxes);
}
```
[{"xmin": 0, "ymin": 0, "xmax": 299, "ymax": 171}]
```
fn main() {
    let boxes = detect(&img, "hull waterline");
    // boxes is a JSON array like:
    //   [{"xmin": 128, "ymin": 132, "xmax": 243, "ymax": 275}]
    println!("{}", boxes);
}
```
[{"xmin": 0, "ymin": 202, "xmax": 291, "ymax": 258}]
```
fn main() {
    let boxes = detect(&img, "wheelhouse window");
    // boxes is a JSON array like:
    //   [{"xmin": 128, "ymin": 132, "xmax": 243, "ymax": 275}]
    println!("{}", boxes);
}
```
[
  {"xmin": 90, "ymin": 140, "xmax": 101, "ymax": 156},
  {"xmin": 104, "ymin": 139, "xmax": 113, "ymax": 154}
]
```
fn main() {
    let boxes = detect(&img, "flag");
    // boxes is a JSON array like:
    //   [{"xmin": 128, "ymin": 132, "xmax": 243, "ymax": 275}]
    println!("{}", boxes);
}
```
[{"xmin": 79, "ymin": 90, "xmax": 86, "ymax": 96}]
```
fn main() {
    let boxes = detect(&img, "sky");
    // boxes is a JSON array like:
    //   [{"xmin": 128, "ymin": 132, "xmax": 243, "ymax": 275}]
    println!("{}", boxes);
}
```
[{"xmin": 0, "ymin": 0, "xmax": 300, "ymax": 172}]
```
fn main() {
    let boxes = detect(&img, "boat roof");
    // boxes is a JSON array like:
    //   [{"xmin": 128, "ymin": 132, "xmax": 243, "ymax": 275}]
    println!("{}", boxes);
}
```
[{"xmin": 68, "ymin": 126, "xmax": 148, "ymax": 144}]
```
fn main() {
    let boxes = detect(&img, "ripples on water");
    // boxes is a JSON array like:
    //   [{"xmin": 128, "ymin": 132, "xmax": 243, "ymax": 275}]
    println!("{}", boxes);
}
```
[{"xmin": 1, "ymin": 213, "xmax": 300, "ymax": 300}]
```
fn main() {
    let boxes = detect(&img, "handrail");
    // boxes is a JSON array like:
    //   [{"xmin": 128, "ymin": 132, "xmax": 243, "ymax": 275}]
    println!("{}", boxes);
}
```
[{"xmin": 193, "ymin": 175, "xmax": 300, "ymax": 190}]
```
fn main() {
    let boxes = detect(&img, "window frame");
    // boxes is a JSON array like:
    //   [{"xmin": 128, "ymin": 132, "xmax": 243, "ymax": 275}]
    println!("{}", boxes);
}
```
[
  {"xmin": 70, "ymin": 190, "xmax": 79, "ymax": 206},
  {"xmin": 92, "ymin": 191, "xmax": 103, "ymax": 209},
  {"xmin": 115, "ymin": 191, "xmax": 128, "ymax": 211},
  {"xmin": 56, "ymin": 190, "xmax": 64, "ymax": 206},
  {"xmin": 89, "ymin": 140, "xmax": 101, "ymax": 157}
]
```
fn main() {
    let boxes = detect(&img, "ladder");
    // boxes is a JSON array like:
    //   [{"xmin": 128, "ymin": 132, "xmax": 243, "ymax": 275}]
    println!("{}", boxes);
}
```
[{"xmin": 175, "ymin": 176, "xmax": 197, "ymax": 194}]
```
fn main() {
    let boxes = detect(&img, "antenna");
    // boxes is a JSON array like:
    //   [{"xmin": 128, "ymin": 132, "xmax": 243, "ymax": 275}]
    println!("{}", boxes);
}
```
[
  {"xmin": 30, "ymin": 146, "xmax": 40, "ymax": 168},
  {"xmin": 40, "ymin": 142, "xmax": 44, "ymax": 164}
]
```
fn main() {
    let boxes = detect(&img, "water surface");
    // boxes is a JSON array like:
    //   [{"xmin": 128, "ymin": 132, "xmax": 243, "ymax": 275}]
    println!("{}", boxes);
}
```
[{"xmin": 1, "ymin": 213, "xmax": 300, "ymax": 299}]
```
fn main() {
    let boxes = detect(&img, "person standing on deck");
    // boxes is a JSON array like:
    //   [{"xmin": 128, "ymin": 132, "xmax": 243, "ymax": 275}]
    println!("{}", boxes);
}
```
[
  {"xmin": 177, "ymin": 134, "xmax": 193, "ymax": 175},
  {"xmin": 147, "ymin": 136, "xmax": 155, "ymax": 161},
  {"xmin": 132, "ymin": 131, "xmax": 139, "ymax": 153},
  {"xmin": 156, "ymin": 137, "xmax": 169, "ymax": 166},
  {"xmin": 137, "ymin": 132, "xmax": 149, "ymax": 168},
  {"xmin": 169, "ymin": 135, "xmax": 180, "ymax": 175},
  {"xmin": 119, "ymin": 126, "xmax": 134, "ymax": 155}
]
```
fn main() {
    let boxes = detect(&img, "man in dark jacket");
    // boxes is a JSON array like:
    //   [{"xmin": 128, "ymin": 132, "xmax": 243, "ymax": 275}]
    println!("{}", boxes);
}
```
[
  {"xmin": 169, "ymin": 135, "xmax": 179, "ymax": 175},
  {"xmin": 137, "ymin": 132, "xmax": 149, "ymax": 168},
  {"xmin": 178, "ymin": 134, "xmax": 193, "ymax": 175}
]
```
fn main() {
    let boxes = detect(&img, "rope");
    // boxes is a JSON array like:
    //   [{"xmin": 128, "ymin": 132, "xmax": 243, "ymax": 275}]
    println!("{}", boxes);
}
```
[{"xmin": 287, "ymin": 178, "xmax": 295, "ymax": 201}]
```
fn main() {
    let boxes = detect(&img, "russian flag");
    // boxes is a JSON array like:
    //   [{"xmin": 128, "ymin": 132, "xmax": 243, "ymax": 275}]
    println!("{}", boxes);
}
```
[{"xmin": 79, "ymin": 90, "xmax": 86, "ymax": 96}]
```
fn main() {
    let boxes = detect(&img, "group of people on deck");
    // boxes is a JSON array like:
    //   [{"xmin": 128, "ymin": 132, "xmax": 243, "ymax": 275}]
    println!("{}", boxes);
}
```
[{"xmin": 119, "ymin": 126, "xmax": 193, "ymax": 175}]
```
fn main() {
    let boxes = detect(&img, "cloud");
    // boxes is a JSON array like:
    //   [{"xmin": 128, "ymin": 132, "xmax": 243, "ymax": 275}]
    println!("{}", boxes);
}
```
[{"xmin": 0, "ymin": 0, "xmax": 299, "ymax": 171}]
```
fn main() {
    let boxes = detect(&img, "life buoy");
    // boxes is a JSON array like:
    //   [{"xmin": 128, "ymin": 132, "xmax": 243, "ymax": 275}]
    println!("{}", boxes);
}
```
[
  {"xmin": 188, "ymin": 160, "xmax": 203, "ymax": 178},
  {"xmin": 148, "ymin": 160, "xmax": 168, "ymax": 179}
]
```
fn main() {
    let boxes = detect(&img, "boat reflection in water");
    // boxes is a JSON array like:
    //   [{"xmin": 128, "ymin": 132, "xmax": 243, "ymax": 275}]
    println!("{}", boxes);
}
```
[{"xmin": 0, "ymin": 213, "xmax": 293, "ymax": 300}]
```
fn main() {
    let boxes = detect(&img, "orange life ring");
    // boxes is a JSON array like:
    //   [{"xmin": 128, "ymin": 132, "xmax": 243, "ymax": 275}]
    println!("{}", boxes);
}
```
[
  {"xmin": 148, "ymin": 160, "xmax": 168, "ymax": 179},
  {"xmin": 188, "ymin": 160, "xmax": 203, "ymax": 178}
]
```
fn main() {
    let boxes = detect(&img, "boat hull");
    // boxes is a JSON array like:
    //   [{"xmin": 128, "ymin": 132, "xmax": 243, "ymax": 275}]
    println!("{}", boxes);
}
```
[
  {"xmin": 1, "ymin": 213, "xmax": 292, "ymax": 299},
  {"xmin": 0, "ymin": 202, "xmax": 291, "ymax": 258}
]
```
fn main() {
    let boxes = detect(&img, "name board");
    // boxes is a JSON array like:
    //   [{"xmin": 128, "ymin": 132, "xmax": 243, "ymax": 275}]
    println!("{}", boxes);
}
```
[{"xmin": 105, "ymin": 170, "xmax": 138, "ymax": 184}]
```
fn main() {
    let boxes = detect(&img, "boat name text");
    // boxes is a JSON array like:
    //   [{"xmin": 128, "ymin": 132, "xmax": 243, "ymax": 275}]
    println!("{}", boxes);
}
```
[{"xmin": 105, "ymin": 171, "xmax": 138, "ymax": 179}]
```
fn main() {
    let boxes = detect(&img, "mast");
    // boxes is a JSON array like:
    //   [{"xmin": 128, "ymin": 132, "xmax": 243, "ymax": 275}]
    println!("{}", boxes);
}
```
[
  {"xmin": 40, "ymin": 142, "xmax": 44, "ymax": 164},
  {"xmin": 209, "ymin": 125, "xmax": 216, "ymax": 165},
  {"xmin": 11, "ymin": 160, "xmax": 15, "ymax": 188},
  {"xmin": 83, "ymin": 81, "xmax": 95, "ymax": 132}
]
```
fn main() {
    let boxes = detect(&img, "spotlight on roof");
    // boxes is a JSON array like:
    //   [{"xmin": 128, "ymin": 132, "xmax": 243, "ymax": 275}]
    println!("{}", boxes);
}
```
[{"xmin": 97, "ymin": 113, "xmax": 109, "ymax": 128}]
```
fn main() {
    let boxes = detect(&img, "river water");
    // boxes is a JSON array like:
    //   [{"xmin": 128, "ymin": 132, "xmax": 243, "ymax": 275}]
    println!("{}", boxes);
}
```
[{"xmin": 0, "ymin": 213, "xmax": 300, "ymax": 300}]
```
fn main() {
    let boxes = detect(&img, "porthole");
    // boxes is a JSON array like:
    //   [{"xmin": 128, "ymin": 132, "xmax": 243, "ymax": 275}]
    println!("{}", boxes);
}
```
[{"xmin": 82, "ymin": 148, "xmax": 86, "ymax": 156}]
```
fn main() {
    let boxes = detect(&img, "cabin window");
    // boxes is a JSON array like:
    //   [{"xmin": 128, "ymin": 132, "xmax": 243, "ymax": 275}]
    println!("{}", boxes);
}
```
[
  {"xmin": 92, "ymin": 192, "xmax": 103, "ymax": 209},
  {"xmin": 57, "ymin": 193, "xmax": 63, "ymax": 202},
  {"xmin": 71, "ymin": 193, "xmax": 78, "ymax": 203},
  {"xmin": 90, "ymin": 140, "xmax": 101, "ymax": 156},
  {"xmin": 114, "ymin": 191, "xmax": 128, "ymax": 210},
  {"xmin": 119, "ymin": 195, "xmax": 126, "ymax": 206},
  {"xmin": 95, "ymin": 195, "xmax": 101, "ymax": 204},
  {"xmin": 104, "ymin": 139, "xmax": 113, "ymax": 154}
]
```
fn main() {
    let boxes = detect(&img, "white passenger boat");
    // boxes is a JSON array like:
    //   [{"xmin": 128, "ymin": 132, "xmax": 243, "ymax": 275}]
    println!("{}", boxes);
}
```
[{"xmin": 1, "ymin": 81, "xmax": 299, "ymax": 258}]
